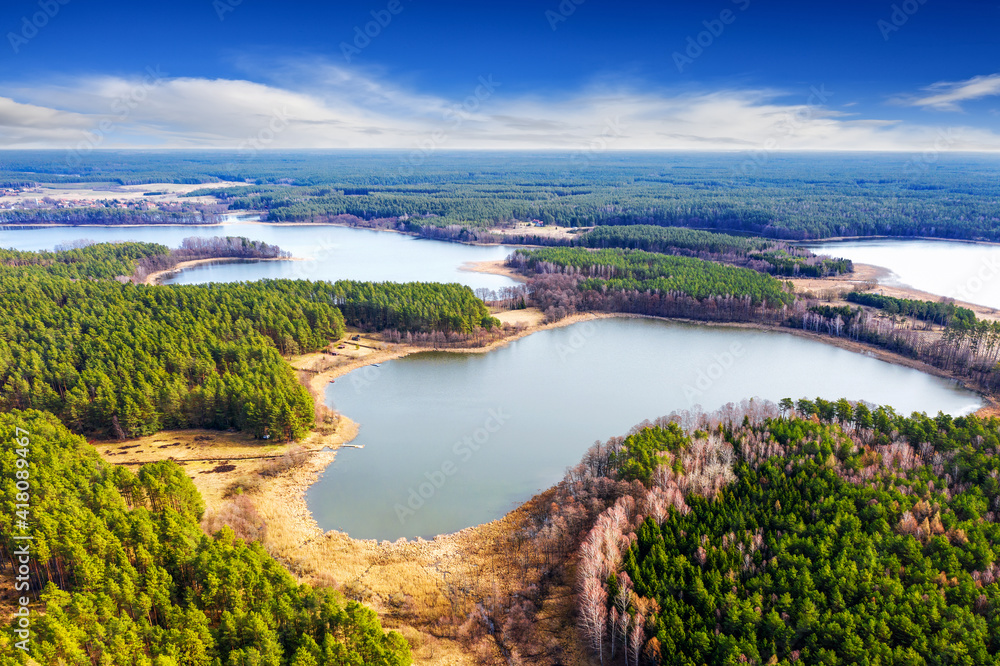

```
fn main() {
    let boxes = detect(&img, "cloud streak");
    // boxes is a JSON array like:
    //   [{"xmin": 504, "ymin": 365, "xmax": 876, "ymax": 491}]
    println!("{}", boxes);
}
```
[
  {"xmin": 1, "ymin": 65, "xmax": 999, "ymax": 152},
  {"xmin": 900, "ymin": 73, "xmax": 1000, "ymax": 112}
]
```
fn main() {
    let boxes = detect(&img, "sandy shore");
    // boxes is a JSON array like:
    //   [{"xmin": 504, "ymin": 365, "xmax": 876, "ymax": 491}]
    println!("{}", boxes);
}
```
[{"xmin": 459, "ymin": 259, "xmax": 526, "ymax": 282}]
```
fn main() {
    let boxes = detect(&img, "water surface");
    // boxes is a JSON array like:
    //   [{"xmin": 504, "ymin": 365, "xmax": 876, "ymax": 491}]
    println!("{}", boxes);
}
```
[
  {"xmin": 309, "ymin": 317, "xmax": 981, "ymax": 541},
  {"xmin": 807, "ymin": 239, "xmax": 1000, "ymax": 310},
  {"xmin": 0, "ymin": 220, "xmax": 518, "ymax": 291}
]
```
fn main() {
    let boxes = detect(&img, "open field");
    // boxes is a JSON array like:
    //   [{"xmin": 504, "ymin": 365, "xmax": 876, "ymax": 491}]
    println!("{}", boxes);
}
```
[{"xmin": 2, "ymin": 181, "xmax": 248, "ymax": 206}]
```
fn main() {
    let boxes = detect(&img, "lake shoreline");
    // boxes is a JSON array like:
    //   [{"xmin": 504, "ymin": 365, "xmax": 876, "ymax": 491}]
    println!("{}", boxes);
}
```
[{"xmin": 92, "ymin": 306, "xmax": 996, "ymax": 664}]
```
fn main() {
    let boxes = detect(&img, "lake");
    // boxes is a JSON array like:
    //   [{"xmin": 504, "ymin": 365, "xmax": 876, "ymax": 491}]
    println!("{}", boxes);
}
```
[
  {"xmin": 308, "ymin": 317, "xmax": 982, "ymax": 542},
  {"xmin": 0, "ymin": 219, "xmax": 519, "ymax": 291},
  {"xmin": 807, "ymin": 239, "xmax": 1000, "ymax": 310}
]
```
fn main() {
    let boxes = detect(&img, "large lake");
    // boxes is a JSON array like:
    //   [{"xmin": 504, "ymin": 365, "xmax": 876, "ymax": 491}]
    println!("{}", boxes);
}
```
[
  {"xmin": 0, "ymin": 219, "xmax": 519, "ymax": 291},
  {"xmin": 807, "ymin": 239, "xmax": 1000, "ymax": 310},
  {"xmin": 309, "ymin": 317, "xmax": 982, "ymax": 541}
]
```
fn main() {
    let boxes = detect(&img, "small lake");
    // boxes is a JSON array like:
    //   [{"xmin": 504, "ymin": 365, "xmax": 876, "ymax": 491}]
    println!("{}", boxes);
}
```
[
  {"xmin": 308, "ymin": 317, "xmax": 982, "ymax": 542},
  {"xmin": 807, "ymin": 239, "xmax": 1000, "ymax": 311},
  {"xmin": 0, "ymin": 219, "xmax": 519, "ymax": 291}
]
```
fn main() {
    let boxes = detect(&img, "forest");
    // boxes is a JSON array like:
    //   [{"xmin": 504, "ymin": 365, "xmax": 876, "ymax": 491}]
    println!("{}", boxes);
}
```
[
  {"xmin": 0, "ymin": 409, "xmax": 411, "ymax": 665},
  {"xmin": 0, "ymin": 242, "xmax": 495, "ymax": 440},
  {"xmin": 3, "ymin": 151, "xmax": 1000, "ymax": 241},
  {"xmin": 616, "ymin": 410, "xmax": 1000, "ymax": 665},
  {"xmin": 795, "ymin": 298, "xmax": 1000, "ymax": 392}
]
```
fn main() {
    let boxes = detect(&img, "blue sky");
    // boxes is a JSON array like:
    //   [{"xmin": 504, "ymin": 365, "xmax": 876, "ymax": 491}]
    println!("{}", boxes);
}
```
[{"xmin": 1, "ymin": 0, "xmax": 998, "ymax": 150}]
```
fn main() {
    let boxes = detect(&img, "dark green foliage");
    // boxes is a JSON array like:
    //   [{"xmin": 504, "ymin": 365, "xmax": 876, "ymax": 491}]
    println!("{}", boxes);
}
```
[
  {"xmin": 512, "ymin": 247, "xmax": 794, "ymax": 307},
  {"xmin": 0, "ymin": 271, "xmax": 344, "ymax": 440},
  {"xmin": 612, "ymin": 423, "xmax": 689, "ymax": 485},
  {"xmin": 847, "ymin": 291, "xmax": 976, "ymax": 327},
  {"xmin": 265, "ymin": 280, "xmax": 499, "ymax": 334},
  {"xmin": 626, "ymin": 413, "xmax": 1000, "ymax": 665},
  {"xmin": 0, "ymin": 410, "xmax": 411, "ymax": 665}
]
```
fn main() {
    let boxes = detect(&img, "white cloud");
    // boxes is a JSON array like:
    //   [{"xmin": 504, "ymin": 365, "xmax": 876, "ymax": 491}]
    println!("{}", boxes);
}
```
[
  {"xmin": 1, "ymin": 65, "xmax": 999, "ymax": 152},
  {"xmin": 899, "ymin": 74, "xmax": 1000, "ymax": 112}
]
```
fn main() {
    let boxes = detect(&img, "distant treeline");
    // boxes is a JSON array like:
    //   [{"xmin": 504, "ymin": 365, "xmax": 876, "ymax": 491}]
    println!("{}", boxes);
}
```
[
  {"xmin": 0, "ymin": 241, "xmax": 170, "ymax": 280},
  {"xmin": 4, "ymin": 152, "xmax": 1000, "ymax": 241},
  {"xmin": 0, "ymin": 236, "xmax": 290, "ymax": 282}
]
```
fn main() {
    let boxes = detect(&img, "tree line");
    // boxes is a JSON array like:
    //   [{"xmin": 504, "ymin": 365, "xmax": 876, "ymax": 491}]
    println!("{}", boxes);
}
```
[
  {"xmin": 846, "ymin": 291, "xmax": 976, "ymax": 327},
  {"xmin": 508, "ymin": 248, "xmax": 794, "ymax": 308},
  {"xmin": 507, "ymin": 248, "xmax": 795, "ymax": 324}
]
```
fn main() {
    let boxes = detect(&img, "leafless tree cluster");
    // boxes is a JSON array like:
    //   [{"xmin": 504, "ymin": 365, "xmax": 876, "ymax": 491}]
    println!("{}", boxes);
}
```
[
  {"xmin": 201, "ymin": 494, "xmax": 267, "ymax": 543},
  {"xmin": 474, "ymin": 285, "xmax": 530, "ymax": 311},
  {"xmin": 381, "ymin": 323, "xmax": 525, "ymax": 348}
]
